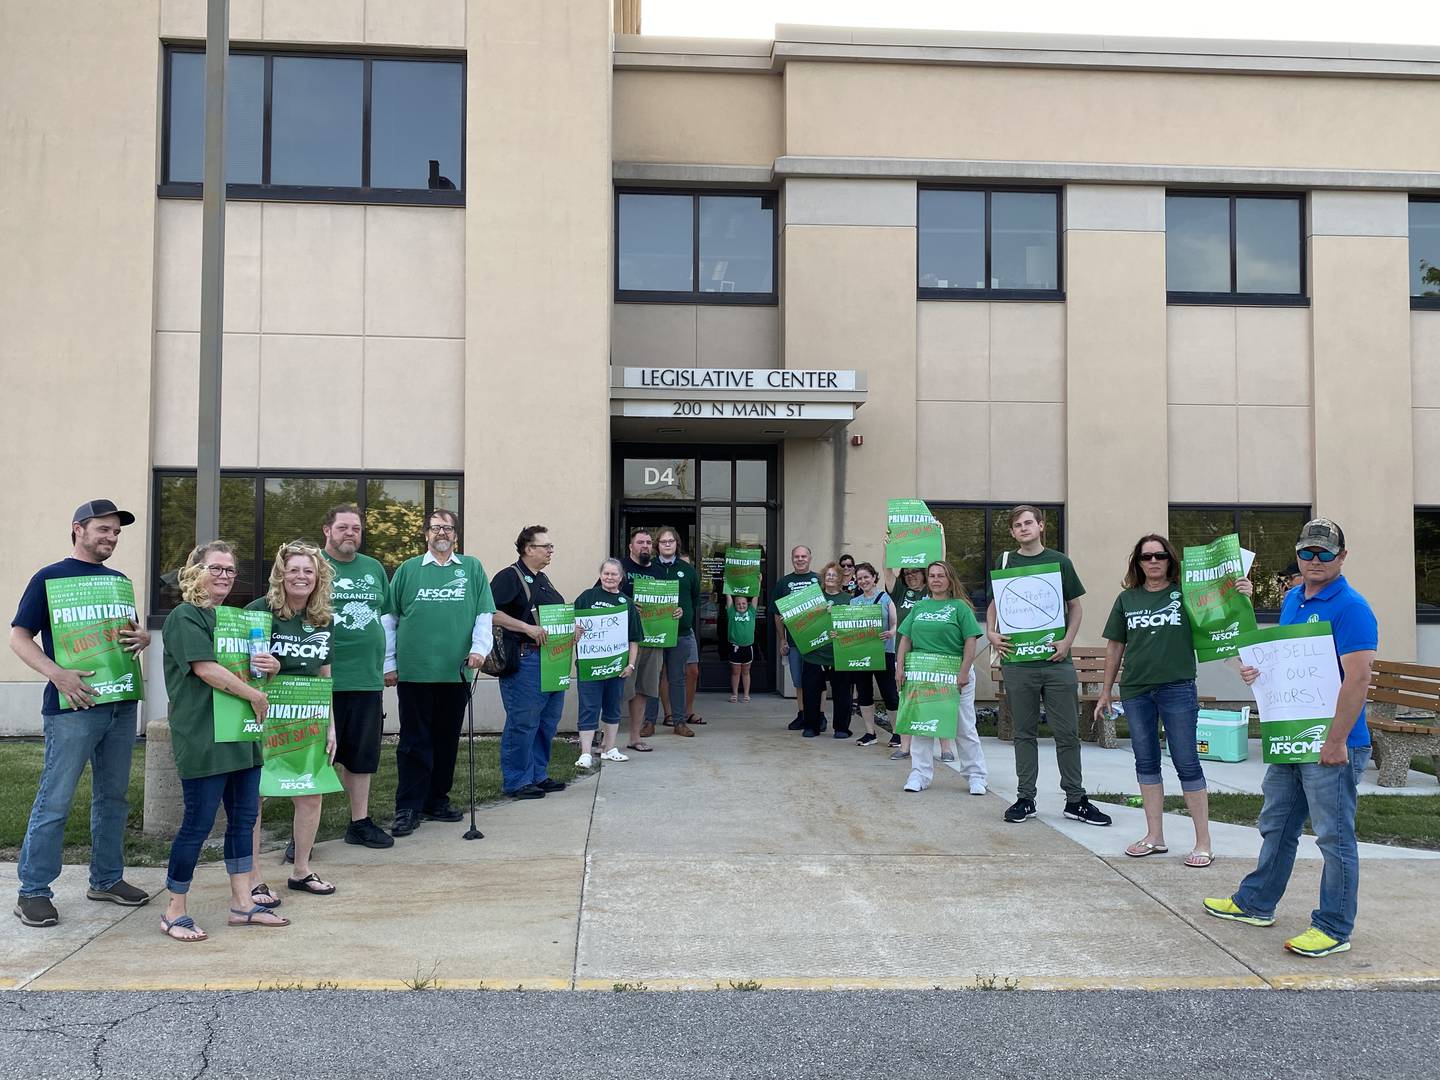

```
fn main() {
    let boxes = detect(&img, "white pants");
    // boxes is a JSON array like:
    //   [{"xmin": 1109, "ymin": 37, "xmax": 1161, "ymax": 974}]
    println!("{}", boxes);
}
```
[{"xmin": 907, "ymin": 678, "xmax": 986, "ymax": 789}]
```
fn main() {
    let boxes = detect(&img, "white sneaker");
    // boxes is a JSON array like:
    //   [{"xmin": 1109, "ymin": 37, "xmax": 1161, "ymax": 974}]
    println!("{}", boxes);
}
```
[
  {"xmin": 969, "ymin": 778, "xmax": 987, "ymax": 796},
  {"xmin": 903, "ymin": 771, "xmax": 926, "ymax": 793},
  {"xmin": 575, "ymin": 754, "xmax": 593, "ymax": 769},
  {"xmin": 600, "ymin": 747, "xmax": 629, "ymax": 762}
]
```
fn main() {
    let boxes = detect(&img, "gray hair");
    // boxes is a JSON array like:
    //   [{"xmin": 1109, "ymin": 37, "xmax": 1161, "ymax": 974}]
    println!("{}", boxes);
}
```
[{"xmin": 599, "ymin": 557, "xmax": 625, "ymax": 576}]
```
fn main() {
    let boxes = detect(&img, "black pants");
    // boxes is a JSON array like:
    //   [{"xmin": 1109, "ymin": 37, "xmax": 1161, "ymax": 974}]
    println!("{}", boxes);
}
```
[
  {"xmin": 395, "ymin": 681, "xmax": 469, "ymax": 813},
  {"xmin": 853, "ymin": 652, "xmax": 899, "ymax": 711},
  {"xmin": 801, "ymin": 661, "xmax": 852, "ymax": 735}
]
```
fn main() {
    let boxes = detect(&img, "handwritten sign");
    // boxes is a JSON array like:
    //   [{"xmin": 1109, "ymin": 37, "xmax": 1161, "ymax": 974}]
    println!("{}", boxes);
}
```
[
  {"xmin": 991, "ymin": 563, "xmax": 1065, "ymax": 663},
  {"xmin": 575, "ymin": 610, "xmax": 629, "ymax": 681},
  {"xmin": 1236, "ymin": 622, "xmax": 1340, "ymax": 763}
]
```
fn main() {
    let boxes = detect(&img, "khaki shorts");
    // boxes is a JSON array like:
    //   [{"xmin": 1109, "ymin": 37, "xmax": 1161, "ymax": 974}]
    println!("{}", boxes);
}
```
[{"xmin": 624, "ymin": 645, "xmax": 663, "ymax": 701}]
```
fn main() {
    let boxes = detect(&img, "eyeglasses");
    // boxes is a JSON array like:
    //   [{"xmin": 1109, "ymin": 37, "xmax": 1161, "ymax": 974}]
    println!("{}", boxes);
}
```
[
  {"xmin": 427, "ymin": 524, "xmax": 456, "ymax": 534},
  {"xmin": 204, "ymin": 565, "xmax": 237, "ymax": 577},
  {"xmin": 1296, "ymin": 548, "xmax": 1338, "ymax": 563},
  {"xmin": 529, "ymin": 543, "xmax": 555, "ymax": 551},
  {"xmin": 1138, "ymin": 552, "xmax": 1170, "ymax": 563}
]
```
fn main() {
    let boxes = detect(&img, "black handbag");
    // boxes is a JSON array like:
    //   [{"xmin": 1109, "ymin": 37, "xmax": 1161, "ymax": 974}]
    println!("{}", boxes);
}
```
[{"xmin": 479, "ymin": 565, "xmax": 532, "ymax": 677}]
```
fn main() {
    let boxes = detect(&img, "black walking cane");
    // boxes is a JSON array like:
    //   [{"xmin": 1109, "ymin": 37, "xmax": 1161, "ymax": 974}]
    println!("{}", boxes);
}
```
[{"xmin": 460, "ymin": 664, "xmax": 484, "ymax": 841}]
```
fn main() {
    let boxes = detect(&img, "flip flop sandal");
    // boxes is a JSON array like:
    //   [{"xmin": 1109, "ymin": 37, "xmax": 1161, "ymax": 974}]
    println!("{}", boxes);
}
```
[
  {"xmin": 228, "ymin": 905, "xmax": 291, "ymax": 927},
  {"xmin": 626, "ymin": 742, "xmax": 654, "ymax": 753},
  {"xmin": 250, "ymin": 883, "xmax": 282, "ymax": 909},
  {"xmin": 160, "ymin": 913, "xmax": 208, "ymax": 942},
  {"xmin": 1184, "ymin": 851, "xmax": 1215, "ymax": 868},
  {"xmin": 1124, "ymin": 841, "xmax": 1169, "ymax": 858},
  {"xmin": 687, "ymin": 713, "xmax": 706, "ymax": 725},
  {"xmin": 287, "ymin": 873, "xmax": 336, "ymax": 895}
]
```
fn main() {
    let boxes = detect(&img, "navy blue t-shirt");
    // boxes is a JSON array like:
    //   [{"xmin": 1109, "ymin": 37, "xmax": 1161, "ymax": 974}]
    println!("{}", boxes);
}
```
[{"xmin": 12, "ymin": 558, "xmax": 129, "ymax": 716}]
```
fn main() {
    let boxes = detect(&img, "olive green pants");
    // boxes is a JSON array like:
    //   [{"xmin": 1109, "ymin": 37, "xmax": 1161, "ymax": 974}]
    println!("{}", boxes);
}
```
[{"xmin": 1004, "ymin": 660, "xmax": 1085, "ymax": 802}]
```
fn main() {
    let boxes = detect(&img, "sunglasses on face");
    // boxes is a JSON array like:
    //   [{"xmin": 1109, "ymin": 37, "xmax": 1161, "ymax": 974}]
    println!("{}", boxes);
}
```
[
  {"xmin": 1138, "ymin": 552, "xmax": 1170, "ymax": 563},
  {"xmin": 1297, "ymin": 548, "xmax": 1338, "ymax": 563}
]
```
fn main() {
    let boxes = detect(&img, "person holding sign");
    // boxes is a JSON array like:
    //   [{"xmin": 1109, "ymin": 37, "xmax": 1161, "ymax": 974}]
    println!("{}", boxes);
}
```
[
  {"xmin": 1205, "ymin": 519, "xmax": 1377, "ymax": 959},
  {"xmin": 573, "ymin": 558, "xmax": 642, "ymax": 768},
  {"xmin": 244, "ymin": 542, "xmax": 337, "ymax": 899},
  {"xmin": 846, "ymin": 563, "xmax": 898, "ymax": 747},
  {"xmin": 650, "ymin": 528, "xmax": 703, "ymax": 735},
  {"xmin": 1096, "ymin": 535, "xmax": 1253, "ymax": 867},
  {"xmin": 159, "ymin": 542, "xmax": 287, "ymax": 940},
  {"xmin": 725, "ymin": 594, "xmax": 756, "ymax": 702},
  {"xmin": 986, "ymin": 505, "xmax": 1109, "ymax": 826},
  {"xmin": 492, "ymin": 526, "xmax": 570, "ymax": 799},
  {"xmin": 895, "ymin": 562, "xmax": 985, "ymax": 793},
  {"xmin": 11, "ymin": 500, "xmax": 152, "ymax": 928},
  {"xmin": 773, "ymin": 546, "xmax": 820, "ymax": 730}
]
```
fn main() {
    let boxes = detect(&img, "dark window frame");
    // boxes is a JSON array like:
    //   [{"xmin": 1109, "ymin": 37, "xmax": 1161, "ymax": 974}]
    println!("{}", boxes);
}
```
[
  {"xmin": 1410, "ymin": 195, "xmax": 1440, "ymax": 311},
  {"xmin": 916, "ymin": 185, "xmax": 1065, "ymax": 302},
  {"xmin": 613, "ymin": 188, "xmax": 779, "ymax": 306},
  {"xmin": 1165, "ymin": 191, "xmax": 1308, "ymax": 307},
  {"xmin": 1414, "ymin": 506, "xmax": 1440, "ymax": 620},
  {"xmin": 1168, "ymin": 502, "xmax": 1312, "ymax": 617},
  {"xmin": 148, "ymin": 467, "xmax": 464, "ymax": 626},
  {"xmin": 159, "ymin": 45, "xmax": 466, "ymax": 207}
]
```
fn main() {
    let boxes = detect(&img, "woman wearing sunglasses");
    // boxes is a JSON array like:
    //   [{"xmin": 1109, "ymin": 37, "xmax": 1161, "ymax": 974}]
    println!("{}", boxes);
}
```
[{"xmin": 1095, "ymin": 535, "xmax": 1252, "ymax": 868}]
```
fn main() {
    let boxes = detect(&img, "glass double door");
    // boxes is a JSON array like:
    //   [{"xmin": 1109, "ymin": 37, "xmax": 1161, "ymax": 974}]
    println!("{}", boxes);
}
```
[{"xmin": 614, "ymin": 446, "xmax": 776, "ymax": 693}]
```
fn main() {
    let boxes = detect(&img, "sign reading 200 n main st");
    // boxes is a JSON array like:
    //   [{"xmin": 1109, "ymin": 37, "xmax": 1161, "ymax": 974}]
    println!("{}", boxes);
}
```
[{"xmin": 612, "ymin": 367, "xmax": 865, "ymax": 422}]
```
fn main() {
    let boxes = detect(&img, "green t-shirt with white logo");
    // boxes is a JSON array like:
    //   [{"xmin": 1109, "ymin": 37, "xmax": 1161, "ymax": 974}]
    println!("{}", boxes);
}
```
[
  {"xmin": 898, "ymin": 597, "xmax": 983, "ymax": 657},
  {"xmin": 162, "ymin": 603, "xmax": 264, "ymax": 780},
  {"xmin": 323, "ymin": 551, "xmax": 391, "ymax": 692},
  {"xmin": 1102, "ymin": 586, "xmax": 1197, "ymax": 698},
  {"xmin": 390, "ymin": 554, "xmax": 496, "ymax": 683},
  {"xmin": 727, "ymin": 605, "xmax": 756, "ymax": 647},
  {"xmin": 244, "ymin": 598, "xmax": 331, "ymax": 677}
]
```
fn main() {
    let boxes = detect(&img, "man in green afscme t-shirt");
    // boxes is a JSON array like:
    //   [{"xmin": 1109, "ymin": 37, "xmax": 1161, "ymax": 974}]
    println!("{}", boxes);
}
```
[
  {"xmin": 320, "ymin": 504, "xmax": 396, "ymax": 851},
  {"xmin": 984, "ymin": 504, "xmax": 1111, "ymax": 828},
  {"xmin": 382, "ymin": 509, "xmax": 495, "ymax": 839}
]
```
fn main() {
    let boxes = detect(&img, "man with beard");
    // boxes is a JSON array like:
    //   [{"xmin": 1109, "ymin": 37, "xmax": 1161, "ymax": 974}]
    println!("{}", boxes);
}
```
[
  {"xmin": 11, "ymin": 500, "xmax": 152, "ymax": 927},
  {"xmin": 620, "ymin": 528, "xmax": 664, "ymax": 752}
]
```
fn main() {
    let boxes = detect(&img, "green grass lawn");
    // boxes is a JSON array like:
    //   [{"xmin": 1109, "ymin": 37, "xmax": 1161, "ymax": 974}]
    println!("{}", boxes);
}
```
[{"xmin": 0, "ymin": 735, "xmax": 584, "ymax": 868}]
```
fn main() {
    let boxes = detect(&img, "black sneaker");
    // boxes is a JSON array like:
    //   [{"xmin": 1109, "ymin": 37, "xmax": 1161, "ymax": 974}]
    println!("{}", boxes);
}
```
[
  {"xmin": 1004, "ymin": 798, "xmax": 1037, "ymax": 823},
  {"xmin": 833, "ymin": 729, "xmax": 852, "ymax": 739},
  {"xmin": 506, "ymin": 784, "xmax": 546, "ymax": 800},
  {"xmin": 787, "ymin": 717, "xmax": 806, "ymax": 731},
  {"xmin": 1064, "ymin": 798, "xmax": 1113, "ymax": 827},
  {"xmin": 345, "ymin": 817, "xmax": 395, "ymax": 849},
  {"xmin": 536, "ymin": 779, "xmax": 567, "ymax": 793},
  {"xmin": 85, "ymin": 880, "xmax": 151, "ymax": 907},
  {"xmin": 888, "ymin": 734, "xmax": 902, "ymax": 747},
  {"xmin": 802, "ymin": 729, "xmax": 820, "ymax": 739},
  {"xmin": 390, "ymin": 809, "xmax": 422, "ymax": 836},
  {"xmin": 14, "ymin": 895, "xmax": 59, "ymax": 927},
  {"xmin": 856, "ymin": 733, "xmax": 877, "ymax": 747},
  {"xmin": 422, "ymin": 802, "xmax": 465, "ymax": 822}
]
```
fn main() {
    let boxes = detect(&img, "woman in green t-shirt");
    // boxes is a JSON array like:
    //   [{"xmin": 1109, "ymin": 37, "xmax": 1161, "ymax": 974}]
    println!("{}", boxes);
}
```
[
  {"xmin": 725, "ymin": 594, "xmax": 757, "ymax": 702},
  {"xmin": 1096, "ymin": 534, "xmax": 1252, "ymax": 868},
  {"xmin": 245, "ymin": 542, "xmax": 336, "ymax": 899},
  {"xmin": 159, "ymin": 541, "xmax": 288, "ymax": 941},
  {"xmin": 573, "ymin": 558, "xmax": 642, "ymax": 768},
  {"xmin": 896, "ymin": 561, "xmax": 987, "ymax": 795}
]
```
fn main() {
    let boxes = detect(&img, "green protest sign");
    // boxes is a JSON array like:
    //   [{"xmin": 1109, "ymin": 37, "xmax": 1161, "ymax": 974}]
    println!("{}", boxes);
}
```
[
  {"xmin": 539, "ymin": 604, "xmax": 575, "ymax": 691},
  {"xmin": 774, "ymin": 583, "xmax": 832, "ymax": 655},
  {"xmin": 831, "ymin": 605, "xmax": 885, "ymax": 673},
  {"xmin": 575, "ymin": 610, "xmax": 629, "ymax": 681},
  {"xmin": 44, "ymin": 575, "xmax": 144, "ymax": 709},
  {"xmin": 633, "ymin": 577, "xmax": 680, "ymax": 648},
  {"xmin": 722, "ymin": 547, "xmax": 762, "ymax": 597},
  {"xmin": 212, "ymin": 606, "xmax": 270, "ymax": 743},
  {"xmin": 896, "ymin": 651, "xmax": 961, "ymax": 738},
  {"xmin": 1181, "ymin": 533, "xmax": 1258, "ymax": 662},
  {"xmin": 991, "ymin": 562, "xmax": 1066, "ymax": 663},
  {"xmin": 258, "ymin": 674, "xmax": 343, "ymax": 797},
  {"xmin": 885, "ymin": 499, "xmax": 944, "ymax": 569},
  {"xmin": 1237, "ymin": 622, "xmax": 1340, "ymax": 764}
]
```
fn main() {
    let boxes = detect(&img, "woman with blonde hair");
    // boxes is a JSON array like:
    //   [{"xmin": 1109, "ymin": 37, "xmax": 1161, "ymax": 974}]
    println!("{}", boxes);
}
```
[
  {"xmin": 245, "ymin": 541, "xmax": 337, "ymax": 899},
  {"xmin": 159, "ymin": 541, "xmax": 288, "ymax": 940}
]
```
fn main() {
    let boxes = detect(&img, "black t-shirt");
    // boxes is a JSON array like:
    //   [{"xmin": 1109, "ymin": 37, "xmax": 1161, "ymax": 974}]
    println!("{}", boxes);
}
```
[
  {"xmin": 490, "ymin": 561, "xmax": 565, "ymax": 645},
  {"xmin": 619, "ymin": 554, "xmax": 654, "ymax": 599},
  {"xmin": 13, "ymin": 558, "xmax": 130, "ymax": 715}
]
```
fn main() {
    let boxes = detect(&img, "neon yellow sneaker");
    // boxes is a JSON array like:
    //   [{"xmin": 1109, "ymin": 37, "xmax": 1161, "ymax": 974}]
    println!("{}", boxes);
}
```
[
  {"xmin": 1202, "ymin": 897, "xmax": 1275, "ymax": 927},
  {"xmin": 1284, "ymin": 927, "xmax": 1350, "ymax": 957}
]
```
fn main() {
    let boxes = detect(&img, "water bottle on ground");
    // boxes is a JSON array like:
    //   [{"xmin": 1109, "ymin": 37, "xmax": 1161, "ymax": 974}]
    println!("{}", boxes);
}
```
[{"xmin": 249, "ymin": 625, "xmax": 270, "ymax": 678}]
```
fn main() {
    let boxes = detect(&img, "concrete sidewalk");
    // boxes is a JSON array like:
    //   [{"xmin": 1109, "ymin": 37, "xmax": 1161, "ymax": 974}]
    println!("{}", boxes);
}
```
[{"xmin": 4, "ymin": 697, "xmax": 1439, "ymax": 992}]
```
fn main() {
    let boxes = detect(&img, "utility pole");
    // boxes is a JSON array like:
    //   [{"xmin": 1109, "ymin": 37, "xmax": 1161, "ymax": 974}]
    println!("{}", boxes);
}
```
[{"xmin": 195, "ymin": 0, "xmax": 228, "ymax": 544}]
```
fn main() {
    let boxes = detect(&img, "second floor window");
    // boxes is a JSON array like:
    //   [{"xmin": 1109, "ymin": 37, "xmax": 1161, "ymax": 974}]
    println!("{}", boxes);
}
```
[
  {"xmin": 1411, "ymin": 198, "xmax": 1440, "ymax": 306},
  {"xmin": 615, "ymin": 191, "xmax": 776, "ymax": 302},
  {"xmin": 918, "ymin": 188, "xmax": 1061, "ymax": 298},
  {"xmin": 1166, "ymin": 193, "xmax": 1304, "ymax": 303}
]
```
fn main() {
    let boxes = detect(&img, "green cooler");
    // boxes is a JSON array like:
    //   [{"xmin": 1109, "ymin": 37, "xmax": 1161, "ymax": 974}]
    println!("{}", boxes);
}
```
[{"xmin": 1165, "ymin": 707, "xmax": 1251, "ymax": 763}]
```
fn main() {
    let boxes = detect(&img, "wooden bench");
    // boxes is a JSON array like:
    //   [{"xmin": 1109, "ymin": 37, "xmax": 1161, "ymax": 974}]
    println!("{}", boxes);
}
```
[{"xmin": 1365, "ymin": 660, "xmax": 1440, "ymax": 788}]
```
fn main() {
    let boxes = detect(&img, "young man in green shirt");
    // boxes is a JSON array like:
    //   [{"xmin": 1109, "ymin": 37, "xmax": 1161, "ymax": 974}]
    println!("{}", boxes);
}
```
[
  {"xmin": 773, "ymin": 545, "xmax": 820, "ymax": 730},
  {"xmin": 650, "ymin": 528, "xmax": 703, "ymax": 736},
  {"xmin": 985, "ymin": 505, "xmax": 1111, "ymax": 827},
  {"xmin": 383, "ymin": 509, "xmax": 495, "ymax": 838},
  {"xmin": 321, "ymin": 504, "xmax": 394, "ymax": 850}
]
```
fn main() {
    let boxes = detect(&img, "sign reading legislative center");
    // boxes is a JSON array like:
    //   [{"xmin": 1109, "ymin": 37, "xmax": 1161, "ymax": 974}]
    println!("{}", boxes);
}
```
[{"xmin": 612, "ymin": 368, "xmax": 865, "ymax": 423}]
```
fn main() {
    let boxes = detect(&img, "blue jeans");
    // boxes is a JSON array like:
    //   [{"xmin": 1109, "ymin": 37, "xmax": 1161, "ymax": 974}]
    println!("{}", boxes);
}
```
[
  {"xmin": 1232, "ymin": 747, "xmax": 1371, "ymax": 942},
  {"xmin": 644, "ymin": 632, "xmax": 696, "ymax": 724},
  {"xmin": 1123, "ymin": 679, "xmax": 1206, "ymax": 793},
  {"xmin": 578, "ymin": 677, "xmax": 623, "ymax": 731},
  {"xmin": 166, "ymin": 766, "xmax": 261, "ymax": 893},
  {"xmin": 18, "ymin": 701, "xmax": 137, "ymax": 899},
  {"xmin": 498, "ymin": 649, "xmax": 566, "ymax": 792}
]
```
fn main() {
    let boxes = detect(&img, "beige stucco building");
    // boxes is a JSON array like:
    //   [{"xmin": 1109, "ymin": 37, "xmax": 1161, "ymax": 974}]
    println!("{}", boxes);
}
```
[{"xmin": 3, "ymin": 0, "xmax": 1440, "ymax": 732}]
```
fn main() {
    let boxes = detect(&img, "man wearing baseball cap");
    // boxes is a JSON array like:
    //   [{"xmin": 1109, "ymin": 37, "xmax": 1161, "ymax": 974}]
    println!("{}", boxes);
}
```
[
  {"xmin": 10, "ymin": 500, "xmax": 153, "ymax": 927},
  {"xmin": 1204, "ymin": 518, "xmax": 1377, "ymax": 958}
]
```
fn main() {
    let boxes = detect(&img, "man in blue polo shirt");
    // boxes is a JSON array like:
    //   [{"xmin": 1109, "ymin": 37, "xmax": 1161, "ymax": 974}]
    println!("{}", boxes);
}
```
[{"xmin": 1204, "ymin": 518, "xmax": 1377, "ymax": 958}]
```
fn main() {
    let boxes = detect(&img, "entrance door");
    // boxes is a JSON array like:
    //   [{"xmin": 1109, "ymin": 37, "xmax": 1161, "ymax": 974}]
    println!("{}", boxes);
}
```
[{"xmin": 614, "ymin": 446, "xmax": 777, "ymax": 693}]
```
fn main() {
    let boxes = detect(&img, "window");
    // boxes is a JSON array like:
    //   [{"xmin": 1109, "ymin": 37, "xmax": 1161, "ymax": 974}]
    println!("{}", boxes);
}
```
[
  {"xmin": 161, "ymin": 48, "xmax": 463, "ymax": 205},
  {"xmin": 1411, "ymin": 199, "xmax": 1440, "ymax": 307},
  {"xmin": 1168, "ymin": 506, "xmax": 1311, "ymax": 614},
  {"xmin": 918, "ymin": 188, "xmax": 1061, "ymax": 298},
  {"xmin": 1416, "ymin": 509, "xmax": 1440, "ymax": 616},
  {"xmin": 930, "ymin": 504, "xmax": 1067, "ymax": 613},
  {"xmin": 1166, "ymin": 194, "xmax": 1305, "ymax": 304},
  {"xmin": 615, "ymin": 191, "xmax": 776, "ymax": 303},
  {"xmin": 151, "ymin": 470, "xmax": 462, "ymax": 620}
]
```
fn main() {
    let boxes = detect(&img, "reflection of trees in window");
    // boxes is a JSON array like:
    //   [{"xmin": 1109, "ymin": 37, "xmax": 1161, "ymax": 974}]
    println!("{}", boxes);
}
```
[
  {"xmin": 1420, "ymin": 260, "xmax": 1440, "ymax": 298},
  {"xmin": 929, "ymin": 504, "xmax": 1066, "ymax": 612},
  {"xmin": 1169, "ymin": 506, "xmax": 1309, "ymax": 612},
  {"xmin": 1415, "ymin": 510, "xmax": 1440, "ymax": 609}
]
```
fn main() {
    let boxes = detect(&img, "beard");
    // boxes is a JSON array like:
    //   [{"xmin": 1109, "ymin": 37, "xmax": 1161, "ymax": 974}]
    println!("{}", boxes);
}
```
[{"xmin": 632, "ymin": 552, "xmax": 651, "ymax": 567}]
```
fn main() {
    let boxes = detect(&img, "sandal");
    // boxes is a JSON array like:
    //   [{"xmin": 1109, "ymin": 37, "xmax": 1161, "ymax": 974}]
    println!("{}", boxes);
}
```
[
  {"xmin": 687, "ymin": 713, "xmax": 706, "ymax": 725},
  {"xmin": 286, "ymin": 873, "xmax": 336, "ymax": 895},
  {"xmin": 228, "ymin": 905, "xmax": 290, "ymax": 927},
  {"xmin": 250, "ymin": 883, "xmax": 281, "ymax": 908},
  {"xmin": 1124, "ymin": 840, "xmax": 1169, "ymax": 858},
  {"xmin": 728, "ymin": 695, "xmax": 738, "ymax": 702},
  {"xmin": 626, "ymin": 742, "xmax": 654, "ymax": 753},
  {"xmin": 661, "ymin": 715, "xmax": 675, "ymax": 727},
  {"xmin": 160, "ymin": 913, "xmax": 208, "ymax": 942},
  {"xmin": 1184, "ymin": 851, "xmax": 1215, "ymax": 868}
]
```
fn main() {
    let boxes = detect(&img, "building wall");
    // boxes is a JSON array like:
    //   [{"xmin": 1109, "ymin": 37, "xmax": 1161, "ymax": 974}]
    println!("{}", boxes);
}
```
[
  {"xmin": 613, "ymin": 70, "xmax": 784, "ymax": 167},
  {"xmin": 611, "ymin": 305, "xmax": 780, "ymax": 368},
  {"xmin": 159, "ymin": 0, "xmax": 467, "ymax": 48}
]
